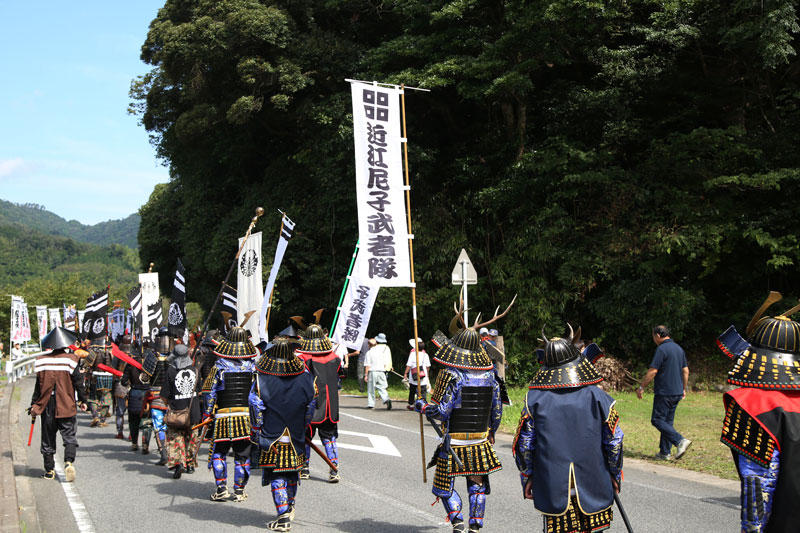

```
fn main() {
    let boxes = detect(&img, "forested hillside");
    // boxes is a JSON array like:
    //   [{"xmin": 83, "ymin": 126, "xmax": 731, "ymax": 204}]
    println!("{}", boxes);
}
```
[
  {"xmin": 131, "ymin": 0, "xmax": 800, "ymax": 381},
  {"xmin": 0, "ymin": 199, "xmax": 140, "ymax": 249},
  {"xmin": 0, "ymin": 219, "xmax": 139, "ymax": 342}
]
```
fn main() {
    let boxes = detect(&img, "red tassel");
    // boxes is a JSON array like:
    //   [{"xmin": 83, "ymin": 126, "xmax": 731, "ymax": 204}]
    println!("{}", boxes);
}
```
[
  {"xmin": 96, "ymin": 363, "xmax": 123, "ymax": 377},
  {"xmin": 111, "ymin": 343, "xmax": 144, "ymax": 371}
]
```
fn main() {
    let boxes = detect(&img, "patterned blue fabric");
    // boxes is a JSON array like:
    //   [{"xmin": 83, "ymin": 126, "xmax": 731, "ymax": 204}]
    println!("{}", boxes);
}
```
[
  {"xmin": 441, "ymin": 488, "xmax": 463, "ymax": 524},
  {"xmin": 233, "ymin": 456, "xmax": 251, "ymax": 490},
  {"xmin": 248, "ymin": 371, "xmax": 316, "ymax": 455},
  {"xmin": 737, "ymin": 450, "xmax": 780, "ymax": 532},
  {"xmin": 268, "ymin": 472, "xmax": 299, "ymax": 514},
  {"xmin": 467, "ymin": 479, "xmax": 486, "ymax": 528},
  {"xmin": 204, "ymin": 358, "xmax": 255, "ymax": 415},
  {"xmin": 420, "ymin": 368, "xmax": 502, "ymax": 434},
  {"xmin": 151, "ymin": 408, "xmax": 166, "ymax": 441},
  {"xmin": 322, "ymin": 437, "xmax": 338, "ymax": 466},
  {"xmin": 212, "ymin": 454, "xmax": 227, "ymax": 487}
]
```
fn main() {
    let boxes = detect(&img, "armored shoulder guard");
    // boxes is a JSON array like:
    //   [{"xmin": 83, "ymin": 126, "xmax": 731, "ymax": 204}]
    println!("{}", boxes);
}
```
[
  {"xmin": 721, "ymin": 399, "xmax": 776, "ymax": 467},
  {"xmin": 606, "ymin": 405, "xmax": 620, "ymax": 433},
  {"xmin": 201, "ymin": 366, "xmax": 217, "ymax": 394},
  {"xmin": 430, "ymin": 369, "xmax": 455, "ymax": 405}
]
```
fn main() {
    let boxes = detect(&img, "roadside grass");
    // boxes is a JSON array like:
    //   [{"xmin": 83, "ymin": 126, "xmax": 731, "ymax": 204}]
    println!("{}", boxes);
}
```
[{"xmin": 340, "ymin": 376, "xmax": 738, "ymax": 480}]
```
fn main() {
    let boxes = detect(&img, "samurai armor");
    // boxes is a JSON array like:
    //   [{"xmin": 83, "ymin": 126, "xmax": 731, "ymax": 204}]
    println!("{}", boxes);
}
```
[
  {"xmin": 255, "ymin": 436, "xmax": 305, "ymax": 472},
  {"xmin": 216, "ymin": 372, "xmax": 252, "ymax": 409},
  {"xmin": 213, "ymin": 407, "xmax": 251, "ymax": 442},
  {"xmin": 433, "ymin": 328, "xmax": 493, "ymax": 371},
  {"xmin": 255, "ymin": 338, "xmax": 305, "ymax": 377},
  {"xmin": 298, "ymin": 323, "xmax": 333, "ymax": 353},
  {"xmin": 214, "ymin": 327, "xmax": 257, "ymax": 360},
  {"xmin": 529, "ymin": 326, "xmax": 603, "ymax": 390},
  {"xmin": 544, "ymin": 496, "xmax": 613, "ymax": 533}
]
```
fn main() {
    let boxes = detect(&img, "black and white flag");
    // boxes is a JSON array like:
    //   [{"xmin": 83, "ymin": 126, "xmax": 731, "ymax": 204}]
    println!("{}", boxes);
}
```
[
  {"xmin": 237, "ymin": 231, "xmax": 263, "ymax": 341},
  {"xmin": 220, "ymin": 284, "xmax": 238, "ymax": 334},
  {"xmin": 146, "ymin": 300, "xmax": 164, "ymax": 341},
  {"xmin": 83, "ymin": 288, "xmax": 109, "ymax": 340},
  {"xmin": 168, "ymin": 259, "xmax": 187, "ymax": 337},
  {"xmin": 127, "ymin": 285, "xmax": 142, "ymax": 338},
  {"xmin": 258, "ymin": 214, "xmax": 295, "ymax": 342}
]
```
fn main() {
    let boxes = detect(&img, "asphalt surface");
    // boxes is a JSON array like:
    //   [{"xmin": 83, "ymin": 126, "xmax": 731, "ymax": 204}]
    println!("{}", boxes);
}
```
[{"xmin": 14, "ymin": 376, "xmax": 741, "ymax": 532}]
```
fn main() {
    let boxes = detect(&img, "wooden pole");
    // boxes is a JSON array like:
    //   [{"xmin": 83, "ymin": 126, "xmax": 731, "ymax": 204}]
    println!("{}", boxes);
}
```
[{"xmin": 400, "ymin": 84, "xmax": 427, "ymax": 483}]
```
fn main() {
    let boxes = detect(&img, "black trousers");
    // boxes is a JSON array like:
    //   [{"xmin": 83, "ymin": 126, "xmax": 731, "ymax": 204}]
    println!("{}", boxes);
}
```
[
  {"xmin": 40, "ymin": 396, "xmax": 78, "ymax": 471},
  {"xmin": 128, "ymin": 411, "xmax": 142, "ymax": 443},
  {"xmin": 407, "ymin": 384, "xmax": 428, "ymax": 405},
  {"xmin": 213, "ymin": 439, "xmax": 251, "ymax": 459}
]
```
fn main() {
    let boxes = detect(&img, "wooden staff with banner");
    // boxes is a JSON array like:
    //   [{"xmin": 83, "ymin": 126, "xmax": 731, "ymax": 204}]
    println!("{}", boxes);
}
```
[{"xmin": 190, "ymin": 207, "xmax": 264, "ymax": 363}]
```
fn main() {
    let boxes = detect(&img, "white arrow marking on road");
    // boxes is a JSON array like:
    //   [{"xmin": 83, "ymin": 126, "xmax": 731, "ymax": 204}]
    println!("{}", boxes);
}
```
[{"xmin": 313, "ymin": 429, "xmax": 401, "ymax": 457}]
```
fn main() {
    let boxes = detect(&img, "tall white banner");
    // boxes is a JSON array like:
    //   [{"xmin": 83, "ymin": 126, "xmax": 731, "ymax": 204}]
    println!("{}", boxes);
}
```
[
  {"xmin": 36, "ymin": 305, "xmax": 48, "ymax": 340},
  {"xmin": 237, "ymin": 231, "xmax": 263, "ymax": 341},
  {"xmin": 48, "ymin": 308, "xmax": 62, "ymax": 329},
  {"xmin": 138, "ymin": 272, "xmax": 159, "ymax": 339},
  {"xmin": 10, "ymin": 296, "xmax": 31, "ymax": 343},
  {"xmin": 110, "ymin": 307, "xmax": 125, "ymax": 339},
  {"xmin": 258, "ymin": 215, "xmax": 295, "ymax": 342},
  {"xmin": 350, "ymin": 81, "xmax": 412, "ymax": 287},
  {"xmin": 331, "ymin": 250, "xmax": 380, "ymax": 351}
]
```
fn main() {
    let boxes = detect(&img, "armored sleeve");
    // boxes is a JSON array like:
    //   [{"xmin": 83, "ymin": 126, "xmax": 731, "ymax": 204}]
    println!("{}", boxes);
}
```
[
  {"xmin": 601, "ymin": 404, "xmax": 623, "ymax": 483},
  {"xmin": 420, "ymin": 369, "xmax": 461, "ymax": 421},
  {"xmin": 489, "ymin": 376, "xmax": 503, "ymax": 433},
  {"xmin": 204, "ymin": 365, "xmax": 225, "ymax": 416},
  {"xmin": 305, "ymin": 377, "xmax": 318, "ymax": 426},
  {"xmin": 71, "ymin": 365, "xmax": 87, "ymax": 403},
  {"xmin": 248, "ymin": 380, "xmax": 264, "ymax": 431},
  {"xmin": 737, "ymin": 450, "xmax": 779, "ymax": 532},
  {"xmin": 513, "ymin": 403, "xmax": 535, "ymax": 491}
]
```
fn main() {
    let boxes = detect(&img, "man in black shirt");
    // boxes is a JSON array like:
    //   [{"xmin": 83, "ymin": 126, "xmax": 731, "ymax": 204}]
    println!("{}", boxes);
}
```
[{"xmin": 637, "ymin": 325, "xmax": 691, "ymax": 460}]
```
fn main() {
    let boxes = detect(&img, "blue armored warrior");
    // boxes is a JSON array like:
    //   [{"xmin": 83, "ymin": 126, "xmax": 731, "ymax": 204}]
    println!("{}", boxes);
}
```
[
  {"xmin": 203, "ymin": 327, "xmax": 257, "ymax": 502},
  {"xmin": 514, "ymin": 324, "xmax": 624, "ymax": 533},
  {"xmin": 250, "ymin": 336, "xmax": 316, "ymax": 532},
  {"xmin": 415, "ymin": 298, "xmax": 514, "ymax": 533}
]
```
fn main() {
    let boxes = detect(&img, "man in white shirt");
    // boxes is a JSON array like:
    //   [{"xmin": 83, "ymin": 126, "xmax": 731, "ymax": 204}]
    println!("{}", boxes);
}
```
[
  {"xmin": 364, "ymin": 333, "xmax": 392, "ymax": 409},
  {"xmin": 403, "ymin": 338, "xmax": 431, "ymax": 410},
  {"xmin": 11, "ymin": 343, "xmax": 24, "ymax": 361}
]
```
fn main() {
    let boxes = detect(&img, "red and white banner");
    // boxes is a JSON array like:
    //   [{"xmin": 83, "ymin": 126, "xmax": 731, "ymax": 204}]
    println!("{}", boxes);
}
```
[
  {"xmin": 36, "ymin": 305, "xmax": 48, "ymax": 340},
  {"xmin": 350, "ymin": 81, "xmax": 412, "ymax": 287},
  {"xmin": 48, "ymin": 308, "xmax": 62, "ymax": 329},
  {"xmin": 10, "ymin": 296, "xmax": 31, "ymax": 343}
]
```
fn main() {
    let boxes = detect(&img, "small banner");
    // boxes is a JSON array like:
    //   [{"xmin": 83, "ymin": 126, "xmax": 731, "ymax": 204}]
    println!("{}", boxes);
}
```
[
  {"xmin": 258, "ymin": 215, "xmax": 295, "ymax": 342},
  {"xmin": 83, "ymin": 288, "xmax": 109, "ymax": 340},
  {"xmin": 350, "ymin": 81, "xmax": 412, "ymax": 287},
  {"xmin": 125, "ymin": 309, "xmax": 135, "ymax": 336},
  {"xmin": 168, "ymin": 258, "xmax": 187, "ymax": 337},
  {"xmin": 221, "ymin": 284, "xmax": 238, "ymax": 334},
  {"xmin": 331, "ymin": 250, "xmax": 380, "ymax": 351},
  {"xmin": 110, "ymin": 306, "xmax": 126, "ymax": 339},
  {"xmin": 10, "ymin": 296, "xmax": 31, "ymax": 343},
  {"xmin": 138, "ymin": 272, "xmax": 160, "ymax": 314},
  {"xmin": 36, "ymin": 305, "xmax": 48, "ymax": 341},
  {"xmin": 63, "ymin": 304, "xmax": 77, "ymax": 331},
  {"xmin": 146, "ymin": 300, "xmax": 163, "ymax": 340},
  {"xmin": 237, "ymin": 231, "xmax": 263, "ymax": 341},
  {"xmin": 48, "ymin": 308, "xmax": 62, "ymax": 329}
]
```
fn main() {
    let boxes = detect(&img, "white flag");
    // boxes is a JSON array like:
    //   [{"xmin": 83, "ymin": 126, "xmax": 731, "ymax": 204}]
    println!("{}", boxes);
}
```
[
  {"xmin": 331, "ymin": 250, "xmax": 380, "ymax": 351},
  {"xmin": 258, "ymin": 215, "xmax": 295, "ymax": 342},
  {"xmin": 138, "ymin": 272, "xmax": 160, "ymax": 340},
  {"xmin": 350, "ymin": 81, "xmax": 412, "ymax": 287},
  {"xmin": 10, "ymin": 296, "xmax": 29, "ymax": 343},
  {"xmin": 237, "ymin": 231, "xmax": 263, "ymax": 341},
  {"xmin": 48, "ymin": 308, "xmax": 62, "ymax": 328},
  {"xmin": 36, "ymin": 305, "xmax": 48, "ymax": 341}
]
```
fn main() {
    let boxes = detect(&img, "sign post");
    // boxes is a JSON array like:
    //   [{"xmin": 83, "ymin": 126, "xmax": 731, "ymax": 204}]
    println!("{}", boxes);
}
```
[{"xmin": 451, "ymin": 249, "xmax": 478, "ymax": 324}]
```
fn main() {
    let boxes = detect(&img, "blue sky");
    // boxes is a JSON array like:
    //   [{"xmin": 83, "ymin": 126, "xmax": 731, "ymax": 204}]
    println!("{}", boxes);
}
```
[{"xmin": 0, "ymin": 2, "xmax": 169, "ymax": 225}]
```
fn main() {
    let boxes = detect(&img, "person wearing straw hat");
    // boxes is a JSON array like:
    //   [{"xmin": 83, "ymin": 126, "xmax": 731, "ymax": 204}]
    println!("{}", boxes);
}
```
[
  {"xmin": 514, "ymin": 324, "xmax": 624, "ymax": 533},
  {"xmin": 403, "ymin": 338, "xmax": 430, "ymax": 410},
  {"xmin": 203, "ymin": 326, "xmax": 258, "ymax": 502},
  {"xmin": 295, "ymin": 315, "xmax": 346, "ymax": 482},
  {"xmin": 250, "ymin": 336, "xmax": 317, "ymax": 532},
  {"xmin": 364, "ymin": 333, "xmax": 392, "ymax": 410}
]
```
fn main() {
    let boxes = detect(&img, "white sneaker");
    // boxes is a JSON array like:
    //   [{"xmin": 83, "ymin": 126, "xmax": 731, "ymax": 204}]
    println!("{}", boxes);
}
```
[{"xmin": 675, "ymin": 438, "xmax": 692, "ymax": 459}]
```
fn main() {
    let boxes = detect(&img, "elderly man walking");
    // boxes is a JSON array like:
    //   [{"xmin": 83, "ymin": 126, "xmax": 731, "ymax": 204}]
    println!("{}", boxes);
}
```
[
  {"xmin": 637, "ymin": 325, "xmax": 691, "ymax": 460},
  {"xmin": 364, "ymin": 333, "xmax": 392, "ymax": 410}
]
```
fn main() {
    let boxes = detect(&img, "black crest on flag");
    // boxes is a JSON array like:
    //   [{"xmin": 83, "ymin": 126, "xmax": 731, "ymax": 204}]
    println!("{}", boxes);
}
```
[
  {"xmin": 240, "ymin": 250, "xmax": 259, "ymax": 277},
  {"xmin": 83, "ymin": 287, "xmax": 109, "ymax": 340},
  {"xmin": 168, "ymin": 259, "xmax": 187, "ymax": 337}
]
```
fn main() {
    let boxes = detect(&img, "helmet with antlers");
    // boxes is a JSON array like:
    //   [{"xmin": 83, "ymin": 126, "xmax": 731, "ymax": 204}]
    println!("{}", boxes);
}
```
[
  {"xmin": 294, "ymin": 309, "xmax": 333, "ymax": 354},
  {"xmin": 528, "ymin": 323, "xmax": 603, "ymax": 390},
  {"xmin": 434, "ymin": 294, "xmax": 517, "ymax": 371}
]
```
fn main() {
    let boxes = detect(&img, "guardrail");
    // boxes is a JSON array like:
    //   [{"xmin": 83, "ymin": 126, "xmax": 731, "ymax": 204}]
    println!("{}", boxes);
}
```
[{"xmin": 5, "ymin": 352, "xmax": 46, "ymax": 383}]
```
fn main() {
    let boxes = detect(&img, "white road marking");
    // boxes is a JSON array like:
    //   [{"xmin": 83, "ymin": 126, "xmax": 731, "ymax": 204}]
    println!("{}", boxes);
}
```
[
  {"xmin": 313, "ymin": 429, "xmax": 402, "ymax": 457},
  {"xmin": 54, "ymin": 456, "xmax": 96, "ymax": 533},
  {"xmin": 341, "ymin": 410, "xmax": 438, "ymax": 440}
]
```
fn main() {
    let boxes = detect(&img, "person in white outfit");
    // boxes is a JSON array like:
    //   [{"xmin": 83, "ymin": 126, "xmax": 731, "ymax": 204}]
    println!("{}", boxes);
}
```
[
  {"xmin": 403, "ymin": 338, "xmax": 431, "ymax": 410},
  {"xmin": 364, "ymin": 334, "xmax": 392, "ymax": 409}
]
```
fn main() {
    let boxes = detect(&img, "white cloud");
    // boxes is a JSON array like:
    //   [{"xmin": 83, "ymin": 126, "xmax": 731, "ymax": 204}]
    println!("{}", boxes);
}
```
[{"xmin": 0, "ymin": 158, "xmax": 27, "ymax": 179}]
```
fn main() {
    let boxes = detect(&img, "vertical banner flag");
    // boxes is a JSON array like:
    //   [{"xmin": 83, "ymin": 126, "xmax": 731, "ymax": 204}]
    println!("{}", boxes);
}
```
[
  {"xmin": 350, "ymin": 81, "xmax": 412, "ymax": 287},
  {"xmin": 331, "ymin": 250, "xmax": 380, "ymax": 351},
  {"xmin": 258, "ymin": 215, "xmax": 295, "ymax": 342},
  {"xmin": 63, "ymin": 305, "xmax": 77, "ymax": 331},
  {"xmin": 146, "ymin": 300, "xmax": 163, "ymax": 340},
  {"xmin": 77, "ymin": 310, "xmax": 86, "ymax": 332},
  {"xmin": 127, "ymin": 285, "xmax": 143, "ymax": 337},
  {"xmin": 110, "ymin": 306, "xmax": 125, "ymax": 339},
  {"xmin": 48, "ymin": 308, "xmax": 62, "ymax": 329},
  {"xmin": 10, "ymin": 296, "xmax": 31, "ymax": 343},
  {"xmin": 138, "ymin": 272, "xmax": 159, "ymax": 340},
  {"xmin": 237, "ymin": 231, "xmax": 263, "ymax": 341},
  {"xmin": 19, "ymin": 300, "xmax": 31, "ymax": 342},
  {"xmin": 36, "ymin": 305, "xmax": 48, "ymax": 341},
  {"xmin": 168, "ymin": 259, "xmax": 187, "ymax": 337},
  {"xmin": 221, "ymin": 285, "xmax": 238, "ymax": 334},
  {"xmin": 83, "ymin": 288, "xmax": 109, "ymax": 340},
  {"xmin": 126, "ymin": 310, "xmax": 135, "ymax": 335}
]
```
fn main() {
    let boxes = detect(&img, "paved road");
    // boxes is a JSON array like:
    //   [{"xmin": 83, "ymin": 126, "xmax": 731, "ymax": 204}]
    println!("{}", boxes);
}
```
[{"xmin": 12, "ymin": 376, "xmax": 740, "ymax": 532}]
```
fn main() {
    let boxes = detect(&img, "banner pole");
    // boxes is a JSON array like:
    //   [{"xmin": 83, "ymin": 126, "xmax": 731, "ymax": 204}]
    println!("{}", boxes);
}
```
[
  {"xmin": 263, "ymin": 218, "xmax": 285, "ymax": 340},
  {"xmin": 400, "ymin": 83, "xmax": 427, "ymax": 484},
  {"xmin": 190, "ymin": 207, "xmax": 264, "ymax": 365},
  {"xmin": 330, "ymin": 241, "xmax": 359, "ymax": 333}
]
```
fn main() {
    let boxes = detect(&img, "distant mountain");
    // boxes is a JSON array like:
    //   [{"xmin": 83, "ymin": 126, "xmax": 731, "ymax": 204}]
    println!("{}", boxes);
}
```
[{"xmin": 0, "ymin": 199, "xmax": 139, "ymax": 248}]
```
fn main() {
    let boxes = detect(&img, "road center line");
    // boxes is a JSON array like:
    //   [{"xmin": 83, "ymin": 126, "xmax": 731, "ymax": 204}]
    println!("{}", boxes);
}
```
[{"xmin": 54, "ymin": 456, "xmax": 96, "ymax": 533}]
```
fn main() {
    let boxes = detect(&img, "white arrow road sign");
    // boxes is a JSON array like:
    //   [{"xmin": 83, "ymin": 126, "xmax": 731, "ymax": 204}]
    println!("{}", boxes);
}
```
[
  {"xmin": 451, "ymin": 248, "xmax": 478, "ymax": 285},
  {"xmin": 313, "ymin": 429, "xmax": 401, "ymax": 457}
]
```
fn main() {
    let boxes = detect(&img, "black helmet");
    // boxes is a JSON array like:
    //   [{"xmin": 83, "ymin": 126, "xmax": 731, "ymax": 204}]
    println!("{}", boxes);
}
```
[
  {"xmin": 255, "ymin": 336, "xmax": 305, "ymax": 376},
  {"xmin": 722, "ymin": 292, "xmax": 800, "ymax": 390},
  {"xmin": 214, "ymin": 327, "xmax": 257, "ymax": 359},
  {"xmin": 155, "ymin": 327, "xmax": 174, "ymax": 354},
  {"xmin": 41, "ymin": 327, "xmax": 78, "ymax": 352},
  {"xmin": 528, "ymin": 324, "xmax": 603, "ymax": 390},
  {"xmin": 299, "ymin": 324, "xmax": 333, "ymax": 353}
]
